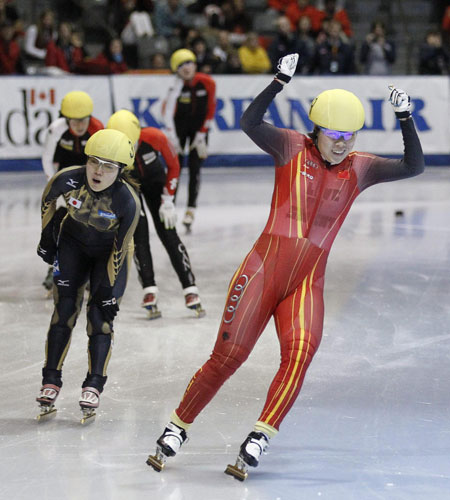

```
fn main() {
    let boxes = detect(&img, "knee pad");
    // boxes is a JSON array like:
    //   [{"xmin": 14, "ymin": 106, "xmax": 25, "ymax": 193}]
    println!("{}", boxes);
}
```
[
  {"xmin": 87, "ymin": 303, "xmax": 113, "ymax": 334},
  {"xmin": 52, "ymin": 296, "xmax": 79, "ymax": 327}
]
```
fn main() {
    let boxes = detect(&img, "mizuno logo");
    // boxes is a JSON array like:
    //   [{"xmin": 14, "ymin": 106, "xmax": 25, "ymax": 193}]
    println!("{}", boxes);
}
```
[{"xmin": 66, "ymin": 178, "xmax": 78, "ymax": 188}]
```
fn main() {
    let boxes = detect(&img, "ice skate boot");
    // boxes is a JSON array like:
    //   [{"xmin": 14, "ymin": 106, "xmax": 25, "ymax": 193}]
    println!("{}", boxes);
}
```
[
  {"xmin": 42, "ymin": 267, "xmax": 53, "ymax": 298},
  {"xmin": 147, "ymin": 422, "xmax": 188, "ymax": 472},
  {"xmin": 225, "ymin": 431, "xmax": 269, "ymax": 481},
  {"xmin": 182, "ymin": 208, "xmax": 195, "ymax": 233},
  {"xmin": 141, "ymin": 286, "xmax": 162, "ymax": 320},
  {"xmin": 36, "ymin": 384, "xmax": 60, "ymax": 421},
  {"xmin": 79, "ymin": 387, "xmax": 100, "ymax": 424},
  {"xmin": 183, "ymin": 286, "xmax": 205, "ymax": 318}
]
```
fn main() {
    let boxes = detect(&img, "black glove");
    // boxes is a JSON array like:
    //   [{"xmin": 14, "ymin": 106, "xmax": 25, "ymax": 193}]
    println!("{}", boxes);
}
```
[
  {"xmin": 37, "ymin": 233, "xmax": 57, "ymax": 265},
  {"xmin": 93, "ymin": 286, "xmax": 119, "ymax": 322}
]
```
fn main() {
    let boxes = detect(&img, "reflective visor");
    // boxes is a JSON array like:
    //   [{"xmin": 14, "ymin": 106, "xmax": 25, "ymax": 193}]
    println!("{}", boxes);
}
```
[{"xmin": 319, "ymin": 127, "xmax": 355, "ymax": 141}]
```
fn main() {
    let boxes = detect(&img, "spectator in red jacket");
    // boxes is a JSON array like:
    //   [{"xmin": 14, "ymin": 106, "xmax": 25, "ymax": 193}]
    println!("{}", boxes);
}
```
[
  {"xmin": 267, "ymin": 0, "xmax": 295, "ymax": 12},
  {"xmin": 318, "ymin": 0, "xmax": 352, "ymax": 38},
  {"xmin": 285, "ymin": 0, "xmax": 323, "ymax": 34},
  {"xmin": 81, "ymin": 37, "xmax": 128, "ymax": 74},
  {"xmin": 0, "ymin": 19, "xmax": 22, "ymax": 74},
  {"xmin": 45, "ymin": 21, "xmax": 85, "ymax": 73},
  {"xmin": 442, "ymin": 5, "xmax": 450, "ymax": 44}
]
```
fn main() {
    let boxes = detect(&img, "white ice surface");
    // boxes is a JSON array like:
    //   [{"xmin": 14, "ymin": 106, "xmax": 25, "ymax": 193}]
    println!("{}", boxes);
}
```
[{"xmin": 0, "ymin": 167, "xmax": 450, "ymax": 500}]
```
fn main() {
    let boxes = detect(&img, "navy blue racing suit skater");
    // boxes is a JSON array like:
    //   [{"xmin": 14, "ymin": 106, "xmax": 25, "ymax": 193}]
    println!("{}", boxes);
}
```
[
  {"xmin": 107, "ymin": 109, "xmax": 204, "ymax": 319},
  {"xmin": 36, "ymin": 129, "xmax": 141, "ymax": 420},
  {"xmin": 41, "ymin": 90, "xmax": 104, "ymax": 292}
]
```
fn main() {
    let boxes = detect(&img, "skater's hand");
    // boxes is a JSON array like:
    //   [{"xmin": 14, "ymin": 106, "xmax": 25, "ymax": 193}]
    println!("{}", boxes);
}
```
[
  {"xmin": 388, "ymin": 85, "xmax": 411, "ymax": 120},
  {"xmin": 37, "ymin": 234, "xmax": 57, "ymax": 265},
  {"xmin": 93, "ymin": 286, "xmax": 119, "ymax": 322},
  {"xmin": 167, "ymin": 131, "xmax": 182, "ymax": 155},
  {"xmin": 190, "ymin": 132, "xmax": 207, "ymax": 159},
  {"xmin": 275, "ymin": 53, "xmax": 299, "ymax": 84},
  {"xmin": 159, "ymin": 194, "xmax": 177, "ymax": 229}
]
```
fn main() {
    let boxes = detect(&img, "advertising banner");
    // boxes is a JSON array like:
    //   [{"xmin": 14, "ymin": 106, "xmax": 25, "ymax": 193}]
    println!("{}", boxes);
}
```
[
  {"xmin": 0, "ymin": 74, "xmax": 448, "ymax": 168},
  {"xmin": 111, "ymin": 74, "xmax": 449, "ymax": 157},
  {"xmin": 0, "ymin": 76, "xmax": 112, "ymax": 159}
]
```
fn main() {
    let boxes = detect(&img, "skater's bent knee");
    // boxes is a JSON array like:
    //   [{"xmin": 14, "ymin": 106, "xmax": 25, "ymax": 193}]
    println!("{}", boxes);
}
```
[{"xmin": 210, "ymin": 344, "xmax": 250, "ymax": 374}]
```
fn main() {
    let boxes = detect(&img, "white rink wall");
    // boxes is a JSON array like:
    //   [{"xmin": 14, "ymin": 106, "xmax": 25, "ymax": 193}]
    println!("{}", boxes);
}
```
[{"xmin": 0, "ymin": 74, "xmax": 448, "ymax": 167}]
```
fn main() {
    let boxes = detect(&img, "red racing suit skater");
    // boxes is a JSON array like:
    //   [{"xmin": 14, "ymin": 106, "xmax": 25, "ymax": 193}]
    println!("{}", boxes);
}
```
[
  {"xmin": 172, "ymin": 80, "xmax": 424, "ymax": 436},
  {"xmin": 164, "ymin": 72, "xmax": 216, "ymax": 208}
]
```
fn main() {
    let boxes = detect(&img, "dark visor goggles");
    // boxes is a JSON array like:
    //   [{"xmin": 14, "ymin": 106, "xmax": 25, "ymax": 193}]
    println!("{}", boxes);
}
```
[{"xmin": 319, "ymin": 127, "xmax": 355, "ymax": 141}]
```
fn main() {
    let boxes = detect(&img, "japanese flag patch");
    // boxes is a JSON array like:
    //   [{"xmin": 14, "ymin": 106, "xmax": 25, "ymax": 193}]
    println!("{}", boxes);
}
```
[{"xmin": 68, "ymin": 196, "xmax": 82, "ymax": 209}]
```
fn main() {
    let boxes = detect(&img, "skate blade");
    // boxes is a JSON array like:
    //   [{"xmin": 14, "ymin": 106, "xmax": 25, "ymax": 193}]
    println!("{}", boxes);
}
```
[
  {"xmin": 183, "ymin": 223, "xmax": 192, "ymax": 234},
  {"xmin": 144, "ymin": 306, "xmax": 162, "ymax": 320},
  {"xmin": 225, "ymin": 463, "xmax": 248, "ymax": 481},
  {"xmin": 80, "ymin": 408, "xmax": 96, "ymax": 425},
  {"xmin": 146, "ymin": 454, "xmax": 165, "ymax": 472},
  {"xmin": 36, "ymin": 406, "xmax": 57, "ymax": 421}
]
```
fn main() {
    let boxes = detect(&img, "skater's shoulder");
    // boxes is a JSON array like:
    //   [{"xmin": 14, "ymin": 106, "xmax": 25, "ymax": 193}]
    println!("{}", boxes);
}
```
[
  {"xmin": 52, "ymin": 165, "xmax": 86, "ymax": 183},
  {"xmin": 115, "ymin": 178, "xmax": 141, "ymax": 208},
  {"xmin": 46, "ymin": 117, "xmax": 68, "ymax": 136}
]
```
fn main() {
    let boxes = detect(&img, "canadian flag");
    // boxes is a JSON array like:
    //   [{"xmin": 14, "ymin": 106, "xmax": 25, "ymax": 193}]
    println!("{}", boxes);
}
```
[
  {"xmin": 69, "ymin": 197, "xmax": 82, "ymax": 209},
  {"xmin": 30, "ymin": 88, "xmax": 55, "ymax": 105}
]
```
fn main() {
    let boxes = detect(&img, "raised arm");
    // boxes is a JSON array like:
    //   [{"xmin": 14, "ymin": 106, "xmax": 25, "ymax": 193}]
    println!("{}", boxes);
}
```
[
  {"xmin": 358, "ymin": 86, "xmax": 425, "ymax": 190},
  {"xmin": 240, "ymin": 54, "xmax": 301, "ymax": 166}
]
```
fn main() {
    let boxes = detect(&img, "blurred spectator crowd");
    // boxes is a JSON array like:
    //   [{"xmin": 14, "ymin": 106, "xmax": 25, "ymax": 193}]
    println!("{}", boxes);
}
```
[{"xmin": 0, "ymin": 0, "xmax": 448, "ymax": 76}]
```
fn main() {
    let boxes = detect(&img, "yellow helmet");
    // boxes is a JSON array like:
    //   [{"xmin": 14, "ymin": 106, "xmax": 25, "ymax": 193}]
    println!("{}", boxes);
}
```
[
  {"xmin": 60, "ymin": 91, "xmax": 93, "ymax": 119},
  {"xmin": 309, "ymin": 89, "xmax": 365, "ymax": 132},
  {"xmin": 84, "ymin": 129, "xmax": 135, "ymax": 167},
  {"xmin": 107, "ymin": 109, "xmax": 141, "ymax": 145},
  {"xmin": 170, "ymin": 48, "xmax": 196, "ymax": 72}
]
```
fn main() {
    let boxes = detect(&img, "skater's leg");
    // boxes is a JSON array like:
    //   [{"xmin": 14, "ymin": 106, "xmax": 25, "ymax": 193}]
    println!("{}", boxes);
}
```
[
  {"xmin": 133, "ymin": 200, "xmax": 156, "ymax": 289},
  {"xmin": 257, "ymin": 263, "xmax": 325, "ymax": 431},
  {"xmin": 186, "ymin": 147, "xmax": 202, "ymax": 209},
  {"xmin": 174, "ymin": 235, "xmax": 280, "ymax": 425},
  {"xmin": 225, "ymin": 247, "xmax": 327, "ymax": 478},
  {"xmin": 144, "ymin": 185, "xmax": 196, "ymax": 289},
  {"xmin": 84, "ymin": 249, "xmax": 131, "ymax": 394},
  {"xmin": 41, "ymin": 238, "xmax": 89, "ymax": 388}
]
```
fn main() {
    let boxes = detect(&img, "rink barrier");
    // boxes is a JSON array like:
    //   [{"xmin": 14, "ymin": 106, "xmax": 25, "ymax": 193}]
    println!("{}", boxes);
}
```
[
  {"xmin": 0, "ymin": 154, "xmax": 448, "ymax": 172},
  {"xmin": 0, "ymin": 74, "xmax": 448, "ymax": 169}
]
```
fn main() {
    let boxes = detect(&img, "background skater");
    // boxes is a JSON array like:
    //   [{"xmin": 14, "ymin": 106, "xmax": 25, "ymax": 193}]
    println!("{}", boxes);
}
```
[
  {"xmin": 107, "ymin": 109, "xmax": 205, "ymax": 318},
  {"xmin": 163, "ymin": 48, "xmax": 216, "ymax": 233}
]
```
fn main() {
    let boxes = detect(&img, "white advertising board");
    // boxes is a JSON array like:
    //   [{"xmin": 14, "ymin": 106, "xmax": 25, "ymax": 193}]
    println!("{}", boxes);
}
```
[
  {"xmin": 0, "ymin": 74, "xmax": 448, "ymax": 166},
  {"xmin": 0, "ymin": 76, "xmax": 112, "ymax": 159},
  {"xmin": 111, "ymin": 74, "xmax": 449, "ymax": 156}
]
